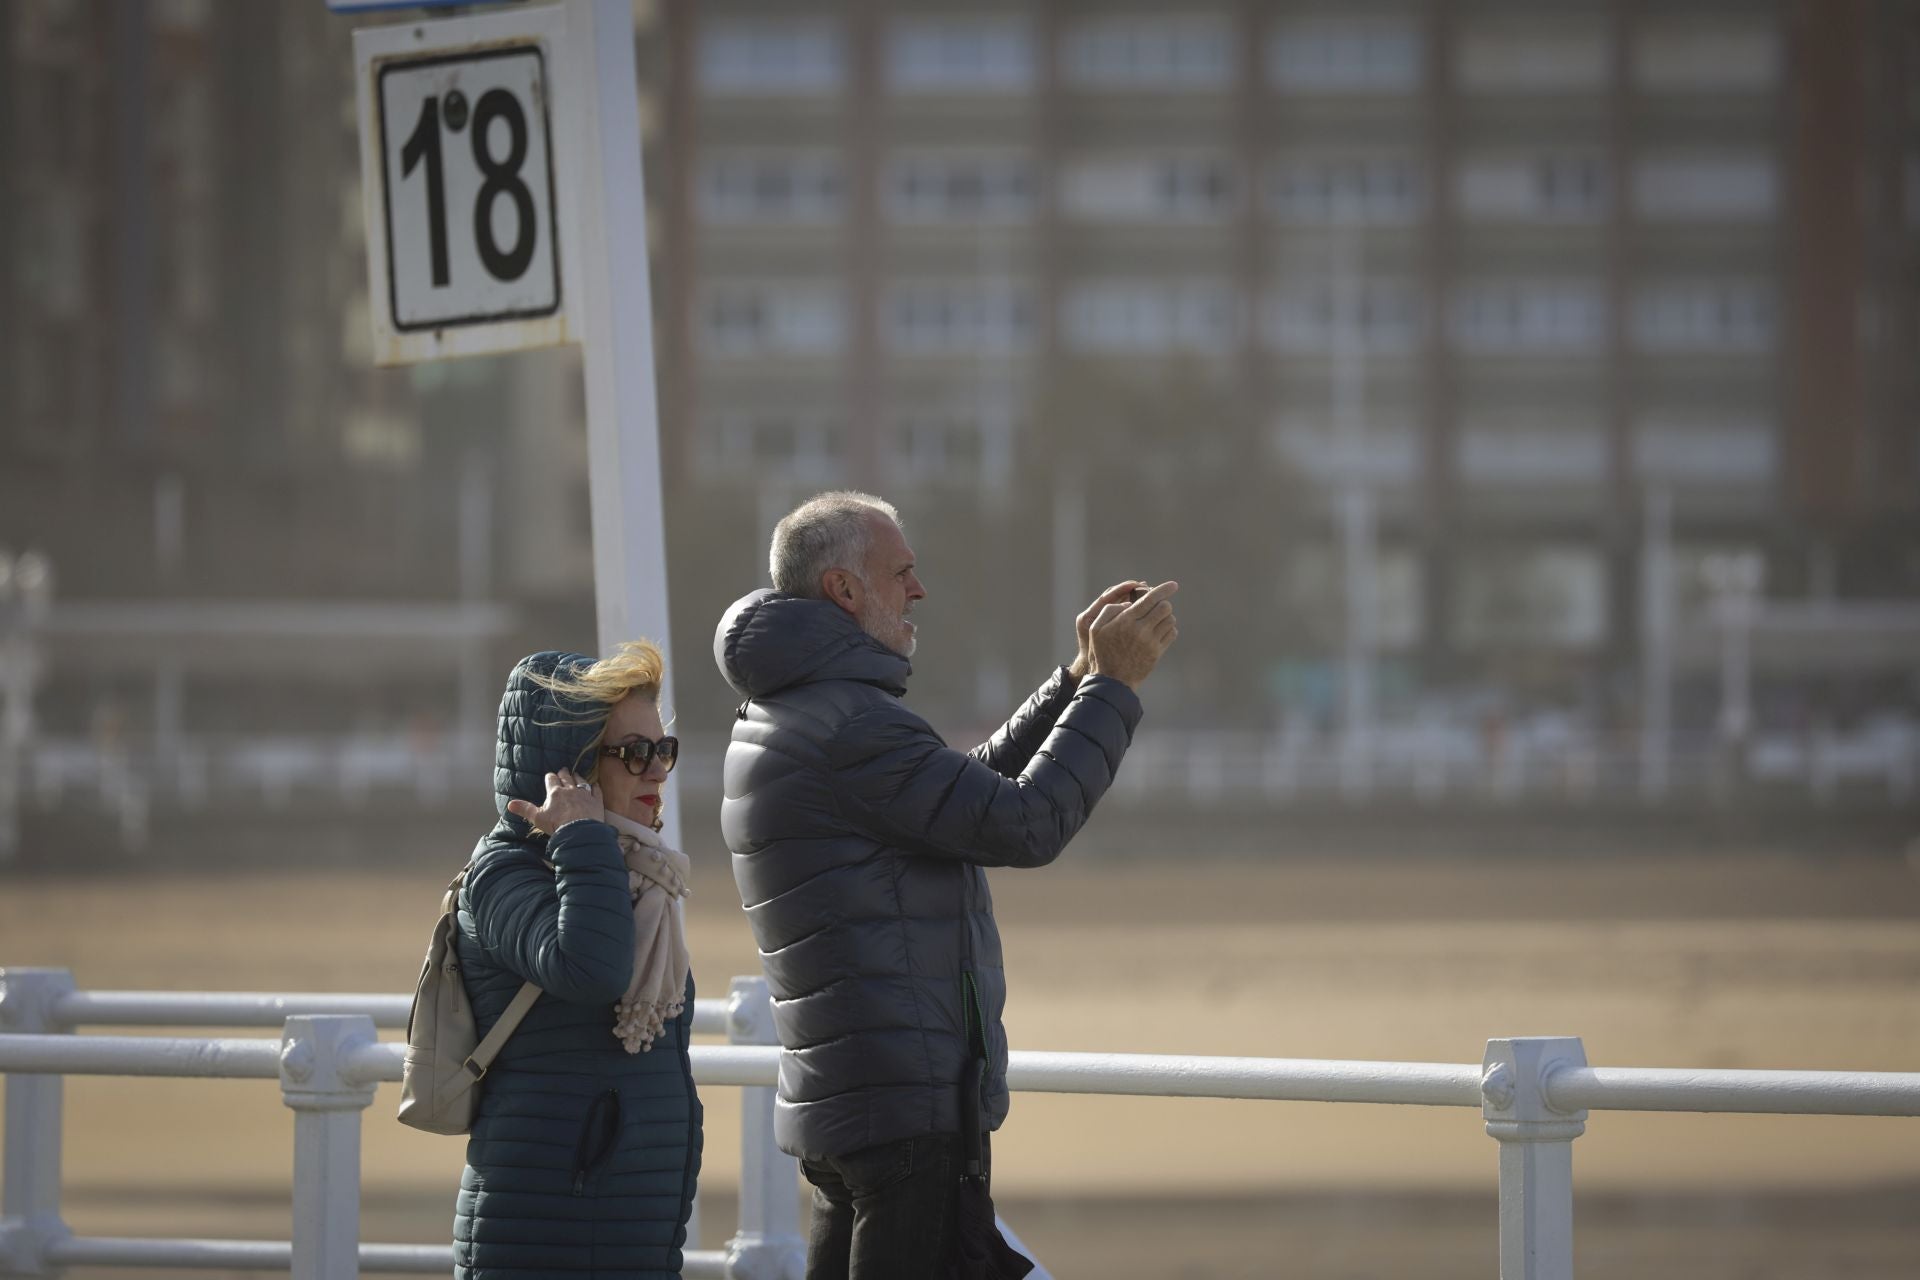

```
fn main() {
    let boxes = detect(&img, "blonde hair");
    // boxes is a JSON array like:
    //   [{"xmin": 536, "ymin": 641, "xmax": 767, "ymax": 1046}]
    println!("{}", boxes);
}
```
[{"xmin": 528, "ymin": 639, "xmax": 666, "ymax": 781}]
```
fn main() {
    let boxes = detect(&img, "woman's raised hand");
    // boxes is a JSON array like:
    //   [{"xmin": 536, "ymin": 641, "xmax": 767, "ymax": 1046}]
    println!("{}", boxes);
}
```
[{"xmin": 506, "ymin": 768, "xmax": 606, "ymax": 833}]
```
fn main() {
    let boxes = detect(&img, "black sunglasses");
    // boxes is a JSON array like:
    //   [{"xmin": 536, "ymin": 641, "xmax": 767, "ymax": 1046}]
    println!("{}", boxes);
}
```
[{"xmin": 599, "ymin": 735, "xmax": 679, "ymax": 776}]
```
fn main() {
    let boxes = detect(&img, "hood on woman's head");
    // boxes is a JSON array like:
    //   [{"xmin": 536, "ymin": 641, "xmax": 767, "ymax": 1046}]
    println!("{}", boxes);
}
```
[{"xmin": 491, "ymin": 650, "xmax": 604, "ymax": 832}]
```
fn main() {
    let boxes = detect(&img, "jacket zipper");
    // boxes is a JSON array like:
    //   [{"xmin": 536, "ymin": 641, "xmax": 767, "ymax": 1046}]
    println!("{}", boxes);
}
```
[
  {"xmin": 570, "ymin": 1088, "xmax": 621, "ymax": 1195},
  {"xmin": 675, "ymin": 1002, "xmax": 701, "ymax": 1240}
]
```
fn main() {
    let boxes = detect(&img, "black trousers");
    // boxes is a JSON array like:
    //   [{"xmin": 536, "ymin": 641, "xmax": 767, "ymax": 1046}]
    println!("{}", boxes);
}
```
[{"xmin": 800, "ymin": 1132, "xmax": 986, "ymax": 1280}]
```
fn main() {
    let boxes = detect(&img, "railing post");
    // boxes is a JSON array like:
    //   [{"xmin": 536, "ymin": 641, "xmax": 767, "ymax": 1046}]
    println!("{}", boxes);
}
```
[
  {"xmin": 724, "ymin": 976, "xmax": 805, "ymax": 1280},
  {"xmin": 0, "ymin": 968, "xmax": 75, "ymax": 1277},
  {"xmin": 278, "ymin": 1015, "xmax": 377, "ymax": 1280},
  {"xmin": 1482, "ymin": 1037, "xmax": 1588, "ymax": 1280}
]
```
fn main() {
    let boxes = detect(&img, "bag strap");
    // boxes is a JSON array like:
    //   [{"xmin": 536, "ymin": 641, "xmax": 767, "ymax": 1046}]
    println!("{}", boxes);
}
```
[
  {"xmin": 445, "ymin": 862, "xmax": 544, "ymax": 1082},
  {"xmin": 461, "ymin": 980, "xmax": 542, "ymax": 1082}
]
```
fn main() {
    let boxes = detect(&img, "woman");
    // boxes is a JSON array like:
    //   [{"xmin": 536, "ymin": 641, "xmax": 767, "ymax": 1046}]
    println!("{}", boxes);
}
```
[{"xmin": 452, "ymin": 643, "xmax": 701, "ymax": 1279}]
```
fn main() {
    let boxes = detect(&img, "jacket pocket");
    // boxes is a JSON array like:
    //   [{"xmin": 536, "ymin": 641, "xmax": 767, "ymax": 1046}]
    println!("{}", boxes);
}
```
[
  {"xmin": 570, "ymin": 1088, "xmax": 621, "ymax": 1195},
  {"xmin": 960, "ymin": 971, "xmax": 987, "ymax": 1058},
  {"xmin": 831, "ymin": 1135, "xmax": 921, "ymax": 1197}
]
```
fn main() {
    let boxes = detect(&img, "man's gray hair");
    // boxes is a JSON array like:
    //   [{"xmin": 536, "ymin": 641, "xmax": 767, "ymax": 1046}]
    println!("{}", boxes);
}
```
[{"xmin": 770, "ymin": 491, "xmax": 902, "ymax": 598}]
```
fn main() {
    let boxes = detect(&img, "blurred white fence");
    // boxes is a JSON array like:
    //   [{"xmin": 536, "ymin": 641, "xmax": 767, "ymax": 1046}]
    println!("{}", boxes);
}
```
[
  {"xmin": 15, "ymin": 715, "xmax": 1917, "ymax": 831},
  {"xmin": 4, "ymin": 968, "xmax": 1919, "ymax": 1280},
  {"xmin": 1100, "ymin": 720, "xmax": 1917, "ymax": 806}
]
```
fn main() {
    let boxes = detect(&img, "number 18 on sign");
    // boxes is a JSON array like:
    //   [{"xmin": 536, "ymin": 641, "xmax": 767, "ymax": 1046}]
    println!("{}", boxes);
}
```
[{"xmin": 354, "ymin": 7, "xmax": 573, "ymax": 364}]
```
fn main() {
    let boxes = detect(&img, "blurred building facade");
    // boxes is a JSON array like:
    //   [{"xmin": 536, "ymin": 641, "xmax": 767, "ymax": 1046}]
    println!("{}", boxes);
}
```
[
  {"xmin": 655, "ymin": 0, "xmax": 1920, "ymax": 744},
  {"xmin": 0, "ymin": 2, "xmax": 603, "ymax": 770},
  {"xmin": 1, "ymin": 0, "xmax": 1916, "ymax": 854}
]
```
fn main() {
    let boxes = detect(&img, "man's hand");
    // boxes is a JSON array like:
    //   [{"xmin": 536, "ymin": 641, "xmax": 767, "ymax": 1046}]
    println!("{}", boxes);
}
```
[
  {"xmin": 1084, "ymin": 581, "xmax": 1179, "ymax": 690},
  {"xmin": 1068, "ymin": 580, "xmax": 1146, "ymax": 680},
  {"xmin": 506, "ymin": 768, "xmax": 605, "ymax": 834}
]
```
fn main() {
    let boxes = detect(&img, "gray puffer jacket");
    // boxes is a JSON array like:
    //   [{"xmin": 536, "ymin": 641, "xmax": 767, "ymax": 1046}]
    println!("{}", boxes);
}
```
[{"xmin": 713, "ymin": 590, "xmax": 1142, "ymax": 1162}]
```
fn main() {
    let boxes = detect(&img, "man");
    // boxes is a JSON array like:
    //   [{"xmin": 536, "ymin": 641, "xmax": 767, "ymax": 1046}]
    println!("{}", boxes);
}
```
[{"xmin": 712, "ymin": 490, "xmax": 1177, "ymax": 1277}]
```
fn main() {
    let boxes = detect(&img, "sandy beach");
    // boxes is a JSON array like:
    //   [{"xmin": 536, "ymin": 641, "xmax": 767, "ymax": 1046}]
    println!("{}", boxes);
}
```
[{"xmin": 4, "ymin": 850, "xmax": 1918, "ymax": 1276}]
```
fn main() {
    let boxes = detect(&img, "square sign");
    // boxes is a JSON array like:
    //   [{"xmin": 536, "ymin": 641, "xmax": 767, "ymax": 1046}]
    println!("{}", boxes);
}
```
[{"xmin": 354, "ymin": 6, "xmax": 574, "ymax": 363}]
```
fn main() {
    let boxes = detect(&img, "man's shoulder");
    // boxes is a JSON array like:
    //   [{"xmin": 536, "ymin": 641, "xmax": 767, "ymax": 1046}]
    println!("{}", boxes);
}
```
[
  {"xmin": 732, "ymin": 680, "xmax": 946, "ymax": 765},
  {"xmin": 749, "ymin": 676, "xmax": 912, "ymax": 726}
]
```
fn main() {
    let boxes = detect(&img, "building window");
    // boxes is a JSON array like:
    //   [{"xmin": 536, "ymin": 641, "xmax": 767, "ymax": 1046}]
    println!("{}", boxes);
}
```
[
  {"xmin": 1453, "ymin": 545, "xmax": 1607, "ymax": 649},
  {"xmin": 885, "ymin": 282, "xmax": 1033, "ymax": 355},
  {"xmin": 1457, "ymin": 421, "xmax": 1606, "ymax": 486},
  {"xmin": 1061, "ymin": 154, "xmax": 1238, "ymax": 224},
  {"xmin": 1456, "ymin": 18, "xmax": 1609, "ymax": 93},
  {"xmin": 12, "ymin": 329, "xmax": 62, "ymax": 436},
  {"xmin": 1278, "ymin": 541, "xmax": 1425, "ymax": 650},
  {"xmin": 155, "ymin": 0, "xmax": 213, "ymax": 29},
  {"xmin": 1267, "ymin": 15, "xmax": 1422, "ymax": 93},
  {"xmin": 699, "ymin": 20, "xmax": 843, "ymax": 95},
  {"xmin": 700, "ymin": 152, "xmax": 844, "ymax": 225},
  {"xmin": 888, "ymin": 16, "xmax": 1034, "ymax": 93},
  {"xmin": 892, "ymin": 407, "xmax": 1016, "ymax": 485},
  {"xmin": 1633, "ymin": 415, "xmax": 1775, "ymax": 484},
  {"xmin": 1268, "ymin": 154, "xmax": 1423, "ymax": 225},
  {"xmin": 697, "ymin": 410, "xmax": 845, "ymax": 482},
  {"xmin": 1455, "ymin": 154, "xmax": 1608, "ymax": 223},
  {"xmin": 1272, "ymin": 416, "xmax": 1423, "ymax": 488},
  {"xmin": 1632, "ymin": 16, "xmax": 1779, "ymax": 92},
  {"xmin": 1062, "ymin": 15, "xmax": 1234, "ymax": 91},
  {"xmin": 18, "ymin": 188, "xmax": 89, "ymax": 322},
  {"xmin": 886, "ymin": 152, "xmax": 1033, "ymax": 224},
  {"xmin": 1631, "ymin": 281, "xmax": 1775, "ymax": 353},
  {"xmin": 155, "ymin": 330, "xmax": 205, "ymax": 410},
  {"xmin": 1450, "ymin": 282, "xmax": 1606, "ymax": 353},
  {"xmin": 1633, "ymin": 154, "xmax": 1778, "ymax": 221},
  {"xmin": 701, "ymin": 283, "xmax": 846, "ymax": 358},
  {"xmin": 1262, "ymin": 281, "xmax": 1423, "ymax": 354},
  {"xmin": 1062, "ymin": 281, "xmax": 1241, "ymax": 354}
]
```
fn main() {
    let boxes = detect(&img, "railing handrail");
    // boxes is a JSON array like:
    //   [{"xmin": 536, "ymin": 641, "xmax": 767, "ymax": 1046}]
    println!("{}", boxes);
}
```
[
  {"xmin": 7, "ymin": 976, "xmax": 1920, "ymax": 1280},
  {"xmin": 1545, "ymin": 1063, "xmax": 1920, "ymax": 1117},
  {"xmin": 47, "ymin": 1237, "xmax": 450, "ymax": 1275},
  {"xmin": 47, "ymin": 989, "xmax": 733, "ymax": 1037},
  {"xmin": 6, "ymin": 1029, "xmax": 1919, "ymax": 1119}
]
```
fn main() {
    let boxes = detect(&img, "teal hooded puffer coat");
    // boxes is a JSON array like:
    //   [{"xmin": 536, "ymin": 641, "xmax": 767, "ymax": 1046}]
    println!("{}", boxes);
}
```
[{"xmin": 451, "ymin": 652, "xmax": 701, "ymax": 1279}]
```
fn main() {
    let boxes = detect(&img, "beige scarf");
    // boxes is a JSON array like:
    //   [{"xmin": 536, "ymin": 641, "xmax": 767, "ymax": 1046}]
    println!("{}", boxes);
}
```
[{"xmin": 601, "ymin": 810, "xmax": 692, "ymax": 1054}]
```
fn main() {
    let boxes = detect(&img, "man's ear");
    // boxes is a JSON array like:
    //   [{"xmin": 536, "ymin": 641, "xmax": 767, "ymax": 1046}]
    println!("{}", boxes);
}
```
[{"xmin": 821, "ymin": 567, "xmax": 861, "ymax": 616}]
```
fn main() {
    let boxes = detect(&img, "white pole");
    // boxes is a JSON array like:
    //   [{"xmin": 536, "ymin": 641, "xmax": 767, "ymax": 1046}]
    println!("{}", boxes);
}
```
[
  {"xmin": 725, "ymin": 976, "xmax": 805, "ymax": 1280},
  {"xmin": 562, "ymin": 0, "xmax": 679, "ymax": 848},
  {"xmin": 1482, "ymin": 1037, "xmax": 1588, "ymax": 1280},
  {"xmin": 1718, "ymin": 599, "xmax": 1753, "ymax": 767},
  {"xmin": 1051, "ymin": 465, "xmax": 1087, "ymax": 634},
  {"xmin": 1333, "ymin": 227, "xmax": 1374, "ymax": 798},
  {"xmin": 0, "ymin": 969, "xmax": 76, "ymax": 1274},
  {"xmin": 1638, "ymin": 488, "xmax": 1671, "ymax": 800},
  {"xmin": 279, "ymin": 1015, "xmax": 379, "ymax": 1280},
  {"xmin": 457, "ymin": 452, "xmax": 493, "ymax": 753},
  {"xmin": 1340, "ymin": 486, "xmax": 1376, "ymax": 798}
]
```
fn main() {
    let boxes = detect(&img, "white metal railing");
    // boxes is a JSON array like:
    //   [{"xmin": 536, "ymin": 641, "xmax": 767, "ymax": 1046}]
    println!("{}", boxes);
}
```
[
  {"xmin": 0, "ymin": 969, "xmax": 809, "ymax": 1280},
  {"xmin": 4, "ymin": 969, "xmax": 1919, "ymax": 1280},
  {"xmin": 0, "ymin": 969, "xmax": 1055, "ymax": 1280}
]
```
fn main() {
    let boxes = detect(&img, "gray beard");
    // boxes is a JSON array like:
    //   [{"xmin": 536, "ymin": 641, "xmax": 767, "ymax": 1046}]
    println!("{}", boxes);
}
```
[{"xmin": 859, "ymin": 602, "xmax": 915, "ymax": 658}]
